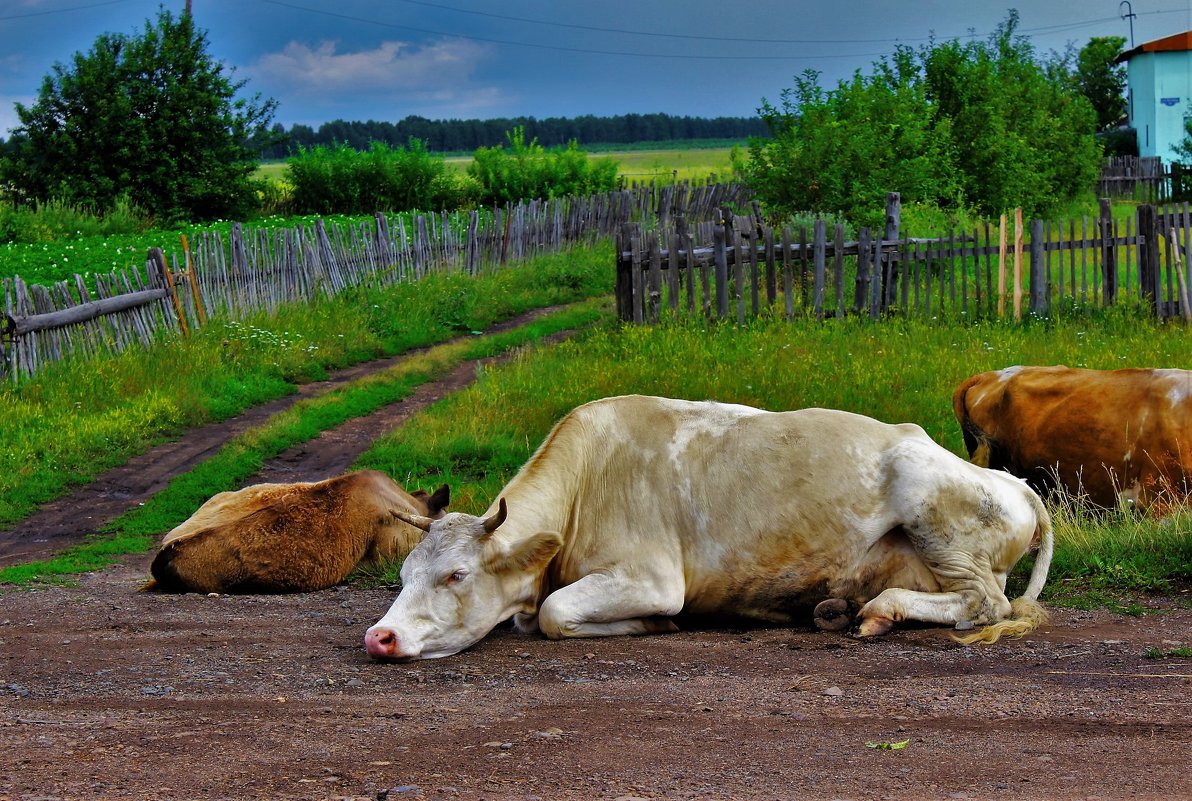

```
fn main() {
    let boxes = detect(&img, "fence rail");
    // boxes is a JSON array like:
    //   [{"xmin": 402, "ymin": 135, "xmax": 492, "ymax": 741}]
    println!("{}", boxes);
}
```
[
  {"xmin": 615, "ymin": 193, "xmax": 1192, "ymax": 325},
  {"xmin": 1, "ymin": 183, "xmax": 751, "ymax": 381}
]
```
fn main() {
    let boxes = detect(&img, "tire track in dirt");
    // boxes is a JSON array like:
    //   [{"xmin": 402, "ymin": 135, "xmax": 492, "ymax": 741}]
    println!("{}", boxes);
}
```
[{"xmin": 0, "ymin": 306, "xmax": 573, "ymax": 567}]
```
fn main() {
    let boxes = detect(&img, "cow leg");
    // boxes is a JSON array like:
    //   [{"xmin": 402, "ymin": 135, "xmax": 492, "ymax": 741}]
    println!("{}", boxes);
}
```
[
  {"xmin": 856, "ymin": 587, "xmax": 1012, "ymax": 637},
  {"xmin": 536, "ymin": 573, "xmax": 684, "ymax": 640}
]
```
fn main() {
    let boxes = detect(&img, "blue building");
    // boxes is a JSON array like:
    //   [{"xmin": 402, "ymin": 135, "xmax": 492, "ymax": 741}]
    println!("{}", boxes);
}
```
[{"xmin": 1118, "ymin": 30, "xmax": 1192, "ymax": 163}]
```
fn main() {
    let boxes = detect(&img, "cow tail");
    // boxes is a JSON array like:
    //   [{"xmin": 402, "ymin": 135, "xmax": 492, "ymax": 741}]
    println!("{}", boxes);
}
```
[
  {"xmin": 954, "ymin": 492, "xmax": 1054, "ymax": 645},
  {"xmin": 951, "ymin": 376, "xmax": 989, "ymax": 465}
]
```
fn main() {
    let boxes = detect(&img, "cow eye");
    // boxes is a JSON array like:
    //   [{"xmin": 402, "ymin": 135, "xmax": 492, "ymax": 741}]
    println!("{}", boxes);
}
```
[{"xmin": 446, "ymin": 570, "xmax": 468, "ymax": 584}]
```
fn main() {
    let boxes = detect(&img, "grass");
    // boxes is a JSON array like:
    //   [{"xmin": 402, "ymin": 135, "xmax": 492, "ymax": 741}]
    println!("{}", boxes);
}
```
[
  {"xmin": 0, "ymin": 298, "xmax": 611, "ymax": 586},
  {"xmin": 354, "ymin": 306, "xmax": 1192, "ymax": 596},
  {"xmin": 0, "ymin": 245, "xmax": 613, "ymax": 530},
  {"xmin": 4, "ymin": 218, "xmax": 1190, "ymax": 604}
]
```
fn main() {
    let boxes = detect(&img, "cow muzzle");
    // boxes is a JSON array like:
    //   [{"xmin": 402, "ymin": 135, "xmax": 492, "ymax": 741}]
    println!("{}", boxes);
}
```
[{"xmin": 364, "ymin": 627, "xmax": 419, "ymax": 660}]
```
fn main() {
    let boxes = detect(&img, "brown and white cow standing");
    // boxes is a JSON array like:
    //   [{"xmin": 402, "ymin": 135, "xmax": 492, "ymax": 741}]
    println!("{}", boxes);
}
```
[
  {"xmin": 142, "ymin": 470, "xmax": 449, "ymax": 594},
  {"xmin": 953, "ymin": 365, "xmax": 1192, "ymax": 509},
  {"xmin": 365, "ymin": 396, "xmax": 1052, "ymax": 661}
]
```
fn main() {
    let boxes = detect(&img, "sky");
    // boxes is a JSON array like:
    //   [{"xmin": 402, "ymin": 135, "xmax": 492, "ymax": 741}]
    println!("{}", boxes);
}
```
[{"xmin": 1, "ymin": 0, "xmax": 1191, "ymax": 138}]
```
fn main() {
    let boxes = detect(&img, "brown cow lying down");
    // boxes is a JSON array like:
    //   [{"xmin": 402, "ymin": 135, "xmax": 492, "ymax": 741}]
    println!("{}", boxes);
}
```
[
  {"xmin": 953, "ymin": 365, "xmax": 1192, "ymax": 509},
  {"xmin": 142, "ymin": 470, "xmax": 449, "ymax": 594}
]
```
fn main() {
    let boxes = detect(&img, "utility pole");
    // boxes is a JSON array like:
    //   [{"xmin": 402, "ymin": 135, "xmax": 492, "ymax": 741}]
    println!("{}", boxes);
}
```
[{"xmin": 1120, "ymin": 1, "xmax": 1136, "ymax": 48}]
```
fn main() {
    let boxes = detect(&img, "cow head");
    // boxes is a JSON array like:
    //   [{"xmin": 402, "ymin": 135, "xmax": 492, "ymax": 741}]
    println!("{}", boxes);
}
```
[{"xmin": 364, "ymin": 498, "xmax": 562, "ymax": 660}]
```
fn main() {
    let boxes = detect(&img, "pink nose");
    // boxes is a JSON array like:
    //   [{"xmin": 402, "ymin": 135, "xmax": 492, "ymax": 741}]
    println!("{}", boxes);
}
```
[{"xmin": 365, "ymin": 628, "xmax": 412, "ymax": 660}]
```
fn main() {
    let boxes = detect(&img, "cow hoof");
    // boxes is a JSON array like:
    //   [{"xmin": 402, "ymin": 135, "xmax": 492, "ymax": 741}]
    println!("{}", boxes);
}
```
[
  {"xmin": 856, "ymin": 615, "xmax": 894, "ymax": 637},
  {"xmin": 642, "ymin": 616, "xmax": 680, "ymax": 634},
  {"xmin": 813, "ymin": 598, "xmax": 853, "ymax": 632}
]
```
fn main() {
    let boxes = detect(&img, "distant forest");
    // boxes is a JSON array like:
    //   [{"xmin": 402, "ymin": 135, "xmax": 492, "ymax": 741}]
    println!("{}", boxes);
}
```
[{"xmin": 259, "ymin": 113, "xmax": 768, "ymax": 158}]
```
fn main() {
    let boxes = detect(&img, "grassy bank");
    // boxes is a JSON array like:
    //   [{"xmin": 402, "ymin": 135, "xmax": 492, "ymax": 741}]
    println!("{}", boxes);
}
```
[
  {"xmin": 356, "ymin": 308, "xmax": 1192, "ymax": 600},
  {"xmin": 0, "ymin": 245, "xmax": 613, "ymax": 530},
  {"xmin": 0, "ymin": 298, "xmax": 610, "ymax": 585}
]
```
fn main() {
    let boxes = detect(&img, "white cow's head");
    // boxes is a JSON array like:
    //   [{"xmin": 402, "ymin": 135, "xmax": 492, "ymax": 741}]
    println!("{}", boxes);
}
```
[{"xmin": 364, "ymin": 499, "xmax": 562, "ymax": 660}]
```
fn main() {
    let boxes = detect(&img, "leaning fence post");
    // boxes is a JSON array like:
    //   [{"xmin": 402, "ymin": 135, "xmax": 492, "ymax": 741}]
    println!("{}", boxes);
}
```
[{"xmin": 149, "ymin": 247, "xmax": 188, "ymax": 337}]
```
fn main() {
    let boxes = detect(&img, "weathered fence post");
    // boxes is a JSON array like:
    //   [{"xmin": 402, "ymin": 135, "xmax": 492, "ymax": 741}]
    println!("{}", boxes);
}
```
[
  {"xmin": 881, "ymin": 192, "xmax": 901, "ymax": 311},
  {"xmin": 1136, "ymin": 204, "xmax": 1161, "ymax": 316},
  {"xmin": 1029, "ymin": 218, "xmax": 1047, "ymax": 316},
  {"xmin": 1100, "ymin": 198, "xmax": 1118, "ymax": 304},
  {"xmin": 812, "ymin": 219, "xmax": 827, "ymax": 320},
  {"xmin": 615, "ymin": 223, "xmax": 631, "ymax": 321},
  {"xmin": 856, "ymin": 228, "xmax": 875, "ymax": 318},
  {"xmin": 713, "ymin": 220, "xmax": 729, "ymax": 320}
]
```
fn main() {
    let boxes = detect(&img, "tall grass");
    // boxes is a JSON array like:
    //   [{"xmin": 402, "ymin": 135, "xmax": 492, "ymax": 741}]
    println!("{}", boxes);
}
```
[{"xmin": 357, "ymin": 307, "xmax": 1192, "ymax": 595}]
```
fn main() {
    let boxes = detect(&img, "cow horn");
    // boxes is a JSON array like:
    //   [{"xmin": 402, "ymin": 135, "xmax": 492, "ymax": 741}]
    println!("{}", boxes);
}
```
[
  {"xmin": 483, "ymin": 497, "xmax": 508, "ymax": 534},
  {"xmin": 394, "ymin": 510, "xmax": 435, "ymax": 532}
]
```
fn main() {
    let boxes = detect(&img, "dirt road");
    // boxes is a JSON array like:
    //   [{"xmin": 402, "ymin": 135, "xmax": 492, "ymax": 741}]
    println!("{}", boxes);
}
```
[{"xmin": 1, "ymin": 308, "xmax": 1190, "ymax": 800}]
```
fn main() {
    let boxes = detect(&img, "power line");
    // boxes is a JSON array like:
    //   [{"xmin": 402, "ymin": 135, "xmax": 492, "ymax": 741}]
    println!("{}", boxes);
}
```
[
  {"xmin": 255, "ymin": 0, "xmax": 1177, "ymax": 62},
  {"xmin": 256, "ymin": 0, "xmax": 891, "ymax": 60},
  {"xmin": 320, "ymin": 1, "xmax": 1155, "ymax": 48},
  {"xmin": 0, "ymin": 0, "xmax": 129, "ymax": 22}
]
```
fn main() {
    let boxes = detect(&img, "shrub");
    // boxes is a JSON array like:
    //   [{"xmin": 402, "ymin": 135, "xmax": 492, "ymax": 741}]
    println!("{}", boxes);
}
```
[
  {"xmin": 468, "ymin": 127, "xmax": 619, "ymax": 205},
  {"xmin": 287, "ymin": 140, "xmax": 475, "ymax": 215}
]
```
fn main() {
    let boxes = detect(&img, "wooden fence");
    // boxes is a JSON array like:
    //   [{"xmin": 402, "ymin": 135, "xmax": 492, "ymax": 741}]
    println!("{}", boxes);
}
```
[
  {"xmin": 1098, "ymin": 156, "xmax": 1169, "ymax": 202},
  {"xmin": 1, "ymin": 183, "xmax": 750, "ymax": 381},
  {"xmin": 615, "ymin": 193, "xmax": 1192, "ymax": 324}
]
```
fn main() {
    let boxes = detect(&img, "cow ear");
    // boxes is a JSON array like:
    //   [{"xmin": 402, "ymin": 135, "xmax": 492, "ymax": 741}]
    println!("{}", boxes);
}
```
[
  {"xmin": 499, "ymin": 530, "xmax": 562, "ymax": 573},
  {"xmin": 425, "ymin": 484, "xmax": 450, "ymax": 517},
  {"xmin": 393, "ymin": 510, "xmax": 435, "ymax": 532}
]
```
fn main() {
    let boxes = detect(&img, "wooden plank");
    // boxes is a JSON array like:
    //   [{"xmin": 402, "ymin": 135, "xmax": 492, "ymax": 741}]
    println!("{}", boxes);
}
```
[
  {"xmin": 1013, "ymin": 209, "xmax": 1023, "ymax": 321},
  {"xmin": 833, "ymin": 224, "xmax": 845, "ymax": 317},
  {"xmin": 782, "ymin": 226, "xmax": 793, "ymax": 320},
  {"xmin": 648, "ymin": 234, "xmax": 662, "ymax": 322},
  {"xmin": 1029, "ymin": 218, "xmax": 1045, "ymax": 316},
  {"xmin": 764, "ymin": 226, "xmax": 777, "ymax": 308},
  {"xmin": 812, "ymin": 219, "xmax": 826, "ymax": 319},
  {"xmin": 734, "ymin": 227, "xmax": 746, "ymax": 324},
  {"xmin": 668, "ymin": 229, "xmax": 681, "ymax": 313},
  {"xmin": 713, "ymin": 223, "xmax": 728, "ymax": 320},
  {"xmin": 998, "ymin": 214, "xmax": 1007, "ymax": 318}
]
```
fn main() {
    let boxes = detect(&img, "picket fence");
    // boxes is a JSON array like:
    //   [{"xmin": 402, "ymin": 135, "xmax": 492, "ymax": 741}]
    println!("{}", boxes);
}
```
[
  {"xmin": 615, "ymin": 194, "xmax": 1192, "ymax": 324},
  {"xmin": 1, "ymin": 183, "xmax": 748, "ymax": 381}
]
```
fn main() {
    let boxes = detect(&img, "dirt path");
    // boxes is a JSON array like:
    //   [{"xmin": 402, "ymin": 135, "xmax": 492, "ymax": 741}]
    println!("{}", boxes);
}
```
[
  {"xmin": 1, "ymin": 308, "xmax": 1191, "ymax": 800},
  {"xmin": 0, "ymin": 307, "xmax": 564, "ymax": 567}
]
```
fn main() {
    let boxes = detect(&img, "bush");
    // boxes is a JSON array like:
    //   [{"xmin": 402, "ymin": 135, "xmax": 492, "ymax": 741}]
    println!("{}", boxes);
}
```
[
  {"xmin": 0, "ymin": 195, "xmax": 153, "ymax": 244},
  {"xmin": 287, "ymin": 140, "xmax": 475, "ymax": 215},
  {"xmin": 468, "ymin": 127, "xmax": 619, "ymax": 205},
  {"xmin": 746, "ymin": 12, "xmax": 1102, "ymax": 228}
]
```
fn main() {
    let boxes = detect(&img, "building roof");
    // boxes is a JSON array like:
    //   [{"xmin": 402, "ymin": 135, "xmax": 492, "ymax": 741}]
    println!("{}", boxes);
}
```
[{"xmin": 1117, "ymin": 30, "xmax": 1192, "ymax": 62}]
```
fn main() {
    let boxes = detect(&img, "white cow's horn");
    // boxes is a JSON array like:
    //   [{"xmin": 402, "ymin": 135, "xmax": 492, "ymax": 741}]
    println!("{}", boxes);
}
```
[
  {"xmin": 394, "ymin": 510, "xmax": 435, "ymax": 531},
  {"xmin": 483, "ymin": 497, "xmax": 508, "ymax": 534}
]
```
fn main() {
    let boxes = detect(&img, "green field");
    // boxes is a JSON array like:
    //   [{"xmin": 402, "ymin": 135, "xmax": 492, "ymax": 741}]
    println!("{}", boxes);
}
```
[{"xmin": 256, "ymin": 146, "xmax": 739, "ymax": 185}]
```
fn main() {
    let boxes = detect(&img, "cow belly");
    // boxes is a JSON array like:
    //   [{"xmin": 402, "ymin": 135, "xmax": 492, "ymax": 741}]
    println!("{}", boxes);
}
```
[{"xmin": 683, "ymin": 529, "xmax": 940, "ymax": 624}]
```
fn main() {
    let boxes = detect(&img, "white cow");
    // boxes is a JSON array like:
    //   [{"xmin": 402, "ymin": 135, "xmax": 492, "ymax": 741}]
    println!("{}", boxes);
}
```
[{"xmin": 366, "ymin": 396, "xmax": 1053, "ymax": 660}]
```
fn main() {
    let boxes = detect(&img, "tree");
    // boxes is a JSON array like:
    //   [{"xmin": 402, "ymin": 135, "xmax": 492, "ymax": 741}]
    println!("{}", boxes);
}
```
[
  {"xmin": 1075, "ymin": 36, "xmax": 1128, "ymax": 130},
  {"xmin": 0, "ymin": 8, "xmax": 278, "ymax": 222},
  {"xmin": 746, "ymin": 11, "xmax": 1100, "ymax": 225}
]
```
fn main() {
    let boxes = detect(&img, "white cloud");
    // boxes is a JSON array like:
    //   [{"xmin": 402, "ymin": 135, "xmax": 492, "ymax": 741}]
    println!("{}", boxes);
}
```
[{"xmin": 246, "ymin": 38, "xmax": 509, "ymax": 122}]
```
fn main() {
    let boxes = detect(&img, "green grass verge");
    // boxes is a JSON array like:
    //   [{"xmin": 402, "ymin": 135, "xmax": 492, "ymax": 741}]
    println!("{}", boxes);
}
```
[
  {"xmin": 355, "ymin": 307, "xmax": 1192, "ymax": 598},
  {"xmin": 0, "ymin": 299, "xmax": 611, "ymax": 586},
  {"xmin": 0, "ymin": 245, "xmax": 612, "ymax": 530}
]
